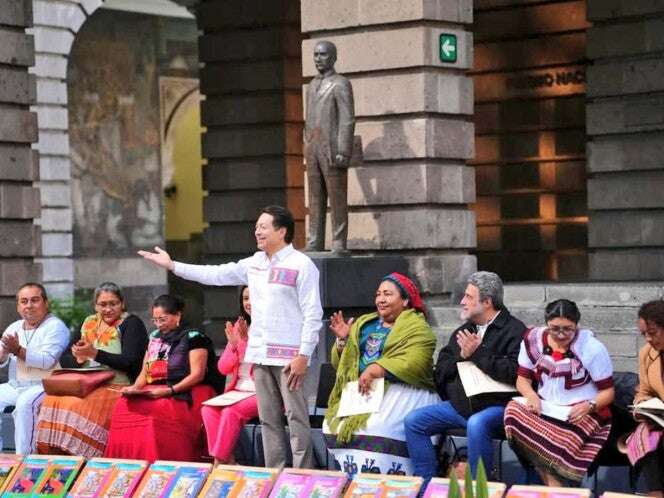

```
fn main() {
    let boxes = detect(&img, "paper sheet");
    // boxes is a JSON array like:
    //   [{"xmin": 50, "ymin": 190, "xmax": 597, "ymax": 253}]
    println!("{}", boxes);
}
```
[
  {"xmin": 337, "ymin": 378, "xmax": 384, "ymax": 417},
  {"xmin": 457, "ymin": 361, "xmax": 517, "ymax": 397},
  {"xmin": 202, "ymin": 390, "xmax": 255, "ymax": 407},
  {"xmin": 512, "ymin": 396, "xmax": 572, "ymax": 422}
]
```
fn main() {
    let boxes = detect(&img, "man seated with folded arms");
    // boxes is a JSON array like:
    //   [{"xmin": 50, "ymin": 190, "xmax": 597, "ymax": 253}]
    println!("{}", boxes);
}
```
[
  {"xmin": 0, "ymin": 283, "xmax": 70, "ymax": 454},
  {"xmin": 404, "ymin": 271, "xmax": 525, "ymax": 486}
]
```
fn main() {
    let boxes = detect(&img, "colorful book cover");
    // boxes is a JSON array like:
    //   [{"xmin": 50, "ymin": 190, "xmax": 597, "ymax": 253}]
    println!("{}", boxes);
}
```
[
  {"xmin": 162, "ymin": 465, "xmax": 211, "ymax": 498},
  {"xmin": 97, "ymin": 461, "xmax": 148, "ymax": 498},
  {"xmin": 32, "ymin": 458, "xmax": 84, "ymax": 498},
  {"xmin": 133, "ymin": 462, "xmax": 211, "ymax": 498},
  {"xmin": 343, "ymin": 474, "xmax": 422, "ymax": 498},
  {"xmin": 67, "ymin": 458, "xmax": 148, "ymax": 498},
  {"xmin": 67, "ymin": 460, "xmax": 115, "ymax": 498},
  {"xmin": 422, "ymin": 479, "xmax": 506, "ymax": 498},
  {"xmin": 268, "ymin": 469, "xmax": 347, "ymax": 498},
  {"xmin": 506, "ymin": 485, "xmax": 592, "ymax": 498},
  {"xmin": 132, "ymin": 465, "xmax": 177, "ymax": 498},
  {"xmin": 0, "ymin": 455, "xmax": 23, "ymax": 494},
  {"xmin": 3, "ymin": 456, "xmax": 52, "ymax": 498},
  {"xmin": 197, "ymin": 465, "xmax": 278, "ymax": 498}
]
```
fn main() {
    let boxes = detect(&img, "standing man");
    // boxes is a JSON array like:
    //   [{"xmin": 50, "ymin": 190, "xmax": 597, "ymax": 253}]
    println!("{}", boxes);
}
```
[
  {"xmin": 0, "ymin": 283, "xmax": 70, "ymax": 454},
  {"xmin": 404, "ymin": 271, "xmax": 525, "ymax": 484},
  {"xmin": 304, "ymin": 40, "xmax": 355, "ymax": 254},
  {"xmin": 139, "ymin": 205, "xmax": 323, "ymax": 468}
]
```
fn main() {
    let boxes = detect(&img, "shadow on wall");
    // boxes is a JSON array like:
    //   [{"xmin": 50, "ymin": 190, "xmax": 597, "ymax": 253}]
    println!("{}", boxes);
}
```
[{"xmin": 354, "ymin": 117, "xmax": 415, "ymax": 251}]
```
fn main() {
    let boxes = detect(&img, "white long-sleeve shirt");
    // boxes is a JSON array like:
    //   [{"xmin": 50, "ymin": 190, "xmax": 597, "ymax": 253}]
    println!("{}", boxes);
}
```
[
  {"xmin": 0, "ymin": 314, "xmax": 70, "ymax": 387},
  {"xmin": 174, "ymin": 244, "xmax": 323, "ymax": 366}
]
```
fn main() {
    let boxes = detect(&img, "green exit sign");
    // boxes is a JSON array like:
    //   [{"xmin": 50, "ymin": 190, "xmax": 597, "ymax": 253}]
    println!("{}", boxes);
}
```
[{"xmin": 439, "ymin": 33, "xmax": 457, "ymax": 63}]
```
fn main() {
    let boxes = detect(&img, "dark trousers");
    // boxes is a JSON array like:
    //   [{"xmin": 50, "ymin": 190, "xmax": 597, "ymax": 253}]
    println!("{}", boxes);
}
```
[{"xmin": 636, "ymin": 441, "xmax": 664, "ymax": 492}]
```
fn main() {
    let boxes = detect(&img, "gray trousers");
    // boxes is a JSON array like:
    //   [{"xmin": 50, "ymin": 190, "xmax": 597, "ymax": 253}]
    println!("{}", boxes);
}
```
[{"xmin": 254, "ymin": 364, "xmax": 314, "ymax": 468}]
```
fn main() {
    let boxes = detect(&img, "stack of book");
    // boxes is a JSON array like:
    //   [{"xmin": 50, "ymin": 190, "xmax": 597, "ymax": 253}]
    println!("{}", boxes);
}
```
[
  {"xmin": 67, "ymin": 458, "xmax": 148, "ymax": 498},
  {"xmin": 268, "ymin": 468, "xmax": 348, "ymax": 498},
  {"xmin": 422, "ymin": 478, "xmax": 505, "ymax": 498},
  {"xmin": 343, "ymin": 474, "xmax": 423, "ymax": 497},
  {"xmin": 132, "ymin": 461, "xmax": 212, "ymax": 498},
  {"xmin": 2, "ymin": 455, "xmax": 84, "ymax": 498},
  {"xmin": 506, "ymin": 485, "xmax": 591, "ymax": 498},
  {"xmin": 198, "ymin": 464, "xmax": 278, "ymax": 498}
]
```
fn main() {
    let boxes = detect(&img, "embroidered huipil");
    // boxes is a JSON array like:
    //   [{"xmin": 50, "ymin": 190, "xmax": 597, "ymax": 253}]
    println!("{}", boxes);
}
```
[
  {"xmin": 517, "ymin": 326, "xmax": 614, "ymax": 406},
  {"xmin": 173, "ymin": 244, "xmax": 323, "ymax": 366}
]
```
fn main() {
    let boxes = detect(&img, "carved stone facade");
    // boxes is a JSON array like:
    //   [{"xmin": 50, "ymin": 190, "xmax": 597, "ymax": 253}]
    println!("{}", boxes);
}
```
[{"xmin": 1, "ymin": 0, "xmax": 663, "ymax": 360}]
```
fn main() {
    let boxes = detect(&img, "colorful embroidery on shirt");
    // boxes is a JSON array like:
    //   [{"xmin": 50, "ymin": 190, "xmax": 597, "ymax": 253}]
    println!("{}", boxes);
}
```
[
  {"xmin": 268, "ymin": 267, "xmax": 299, "ymax": 287},
  {"xmin": 266, "ymin": 344, "xmax": 300, "ymax": 360}
]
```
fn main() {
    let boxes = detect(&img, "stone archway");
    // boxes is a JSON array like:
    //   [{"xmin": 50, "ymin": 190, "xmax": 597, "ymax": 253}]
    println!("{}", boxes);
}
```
[{"xmin": 30, "ymin": 0, "xmax": 196, "ymax": 298}]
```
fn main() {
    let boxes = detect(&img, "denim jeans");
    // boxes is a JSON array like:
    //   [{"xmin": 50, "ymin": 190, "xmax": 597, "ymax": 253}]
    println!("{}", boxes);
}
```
[{"xmin": 404, "ymin": 401, "xmax": 505, "ymax": 485}]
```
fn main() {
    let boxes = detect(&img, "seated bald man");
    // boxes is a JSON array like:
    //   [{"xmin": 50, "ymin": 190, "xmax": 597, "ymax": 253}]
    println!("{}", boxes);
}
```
[{"xmin": 0, "ymin": 283, "xmax": 70, "ymax": 454}]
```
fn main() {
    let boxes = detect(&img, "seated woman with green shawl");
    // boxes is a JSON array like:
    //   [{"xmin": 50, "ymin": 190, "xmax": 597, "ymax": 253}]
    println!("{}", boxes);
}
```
[{"xmin": 323, "ymin": 272, "xmax": 440, "ymax": 476}]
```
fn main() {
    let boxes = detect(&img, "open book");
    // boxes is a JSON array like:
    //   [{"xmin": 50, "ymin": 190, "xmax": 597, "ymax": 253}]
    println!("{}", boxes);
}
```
[{"xmin": 629, "ymin": 397, "xmax": 664, "ymax": 428}]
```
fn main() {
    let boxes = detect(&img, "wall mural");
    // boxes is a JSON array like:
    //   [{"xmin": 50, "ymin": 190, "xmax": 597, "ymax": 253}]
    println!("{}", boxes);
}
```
[{"xmin": 68, "ymin": 10, "xmax": 198, "ymax": 258}]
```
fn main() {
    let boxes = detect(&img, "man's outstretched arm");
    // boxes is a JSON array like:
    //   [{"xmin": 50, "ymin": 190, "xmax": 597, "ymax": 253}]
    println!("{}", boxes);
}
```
[{"xmin": 138, "ymin": 246, "xmax": 249, "ymax": 287}]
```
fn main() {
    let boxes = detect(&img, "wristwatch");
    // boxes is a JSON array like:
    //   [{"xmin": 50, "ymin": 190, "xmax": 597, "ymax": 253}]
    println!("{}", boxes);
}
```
[{"xmin": 588, "ymin": 399, "xmax": 597, "ymax": 413}]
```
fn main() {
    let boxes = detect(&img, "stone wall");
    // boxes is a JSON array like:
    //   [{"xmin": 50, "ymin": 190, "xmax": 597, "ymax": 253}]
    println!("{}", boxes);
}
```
[
  {"xmin": 0, "ymin": 0, "xmax": 41, "ymax": 330},
  {"xmin": 586, "ymin": 1, "xmax": 664, "ymax": 280},
  {"xmin": 472, "ymin": 0, "xmax": 590, "ymax": 282},
  {"xmin": 301, "ymin": 0, "xmax": 477, "ymax": 300},
  {"xmin": 430, "ymin": 282, "xmax": 653, "ymax": 372},
  {"xmin": 28, "ymin": 1, "xmax": 201, "ymax": 317},
  {"xmin": 196, "ymin": 0, "xmax": 305, "ymax": 336}
]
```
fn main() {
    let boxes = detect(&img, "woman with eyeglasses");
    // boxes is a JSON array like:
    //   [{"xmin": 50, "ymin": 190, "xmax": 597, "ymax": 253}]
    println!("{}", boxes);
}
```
[
  {"xmin": 504, "ymin": 299, "xmax": 615, "ymax": 486},
  {"xmin": 36, "ymin": 282, "xmax": 148, "ymax": 457},
  {"xmin": 104, "ymin": 294, "xmax": 224, "ymax": 462},
  {"xmin": 623, "ymin": 300, "xmax": 664, "ymax": 498}
]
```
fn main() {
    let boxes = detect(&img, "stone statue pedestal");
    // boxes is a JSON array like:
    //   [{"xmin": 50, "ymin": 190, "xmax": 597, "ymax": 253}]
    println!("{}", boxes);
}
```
[
  {"xmin": 300, "ymin": 254, "xmax": 409, "ymax": 424},
  {"xmin": 308, "ymin": 253, "xmax": 408, "ymax": 361},
  {"xmin": 310, "ymin": 253, "xmax": 408, "ymax": 310}
]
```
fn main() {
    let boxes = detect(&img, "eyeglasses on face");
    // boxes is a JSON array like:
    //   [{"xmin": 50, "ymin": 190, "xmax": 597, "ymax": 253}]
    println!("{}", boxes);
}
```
[{"xmin": 152, "ymin": 315, "xmax": 173, "ymax": 325}]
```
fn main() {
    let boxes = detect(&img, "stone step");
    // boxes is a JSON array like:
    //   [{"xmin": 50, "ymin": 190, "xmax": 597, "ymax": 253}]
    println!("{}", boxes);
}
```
[
  {"xmin": 502, "ymin": 282, "xmax": 664, "ymax": 308},
  {"xmin": 429, "ymin": 304, "xmax": 641, "ymax": 333},
  {"xmin": 426, "ymin": 282, "xmax": 657, "ymax": 374}
]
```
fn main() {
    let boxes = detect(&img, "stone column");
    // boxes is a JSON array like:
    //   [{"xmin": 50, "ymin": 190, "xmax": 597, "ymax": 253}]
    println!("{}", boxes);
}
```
[
  {"xmin": 195, "ymin": 0, "xmax": 304, "ymax": 337},
  {"xmin": 300, "ymin": 0, "xmax": 477, "ymax": 299},
  {"xmin": 29, "ymin": 0, "xmax": 104, "ymax": 298},
  {"xmin": 586, "ymin": 1, "xmax": 664, "ymax": 280},
  {"xmin": 0, "ymin": 0, "xmax": 42, "ymax": 329}
]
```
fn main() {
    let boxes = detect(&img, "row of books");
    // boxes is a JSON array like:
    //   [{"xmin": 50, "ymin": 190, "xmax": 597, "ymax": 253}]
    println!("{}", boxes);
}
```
[{"xmin": 0, "ymin": 455, "xmax": 645, "ymax": 498}]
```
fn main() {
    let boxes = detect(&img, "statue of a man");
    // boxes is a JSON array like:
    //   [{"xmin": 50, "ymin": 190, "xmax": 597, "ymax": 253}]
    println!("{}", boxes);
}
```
[{"xmin": 304, "ymin": 40, "xmax": 355, "ymax": 254}]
